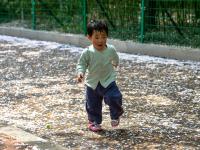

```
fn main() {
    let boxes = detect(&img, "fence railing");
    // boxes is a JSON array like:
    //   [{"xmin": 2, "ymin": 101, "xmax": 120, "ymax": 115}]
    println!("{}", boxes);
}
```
[{"xmin": 0, "ymin": 0, "xmax": 200, "ymax": 48}]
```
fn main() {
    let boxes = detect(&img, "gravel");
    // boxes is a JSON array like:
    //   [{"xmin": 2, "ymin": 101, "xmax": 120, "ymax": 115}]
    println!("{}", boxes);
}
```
[{"xmin": 0, "ymin": 35, "xmax": 200, "ymax": 149}]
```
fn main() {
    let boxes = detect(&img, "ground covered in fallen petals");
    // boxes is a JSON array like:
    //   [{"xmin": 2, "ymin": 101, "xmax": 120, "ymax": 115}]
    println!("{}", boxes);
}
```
[{"xmin": 0, "ymin": 35, "xmax": 200, "ymax": 149}]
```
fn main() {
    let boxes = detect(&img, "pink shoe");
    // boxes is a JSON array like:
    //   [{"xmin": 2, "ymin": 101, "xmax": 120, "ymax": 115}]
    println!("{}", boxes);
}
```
[
  {"xmin": 88, "ymin": 122, "xmax": 102, "ymax": 132},
  {"xmin": 111, "ymin": 119, "xmax": 120, "ymax": 127},
  {"xmin": 111, "ymin": 109, "xmax": 123, "ymax": 127}
]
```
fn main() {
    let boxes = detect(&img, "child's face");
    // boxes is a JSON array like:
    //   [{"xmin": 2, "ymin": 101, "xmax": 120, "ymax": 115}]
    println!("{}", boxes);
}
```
[{"xmin": 88, "ymin": 30, "xmax": 108, "ymax": 51}]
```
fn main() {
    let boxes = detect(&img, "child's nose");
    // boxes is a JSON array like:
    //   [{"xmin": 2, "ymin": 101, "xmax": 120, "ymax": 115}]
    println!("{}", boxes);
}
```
[{"xmin": 99, "ymin": 38, "xmax": 104, "ymax": 42}]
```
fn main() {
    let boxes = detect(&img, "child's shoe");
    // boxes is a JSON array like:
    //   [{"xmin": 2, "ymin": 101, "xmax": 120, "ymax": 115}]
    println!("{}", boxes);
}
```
[
  {"xmin": 88, "ymin": 121, "xmax": 102, "ymax": 132},
  {"xmin": 111, "ymin": 108, "xmax": 124, "ymax": 127},
  {"xmin": 111, "ymin": 119, "xmax": 120, "ymax": 127}
]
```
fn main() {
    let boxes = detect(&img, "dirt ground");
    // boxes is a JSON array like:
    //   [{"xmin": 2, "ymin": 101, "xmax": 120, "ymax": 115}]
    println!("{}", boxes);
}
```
[
  {"xmin": 0, "ymin": 134, "xmax": 34, "ymax": 150},
  {"xmin": 0, "ymin": 134, "xmax": 19, "ymax": 150},
  {"xmin": 0, "ymin": 36, "xmax": 200, "ymax": 149}
]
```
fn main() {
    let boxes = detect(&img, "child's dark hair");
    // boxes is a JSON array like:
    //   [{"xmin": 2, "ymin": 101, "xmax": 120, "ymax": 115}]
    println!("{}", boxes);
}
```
[{"xmin": 87, "ymin": 20, "xmax": 108, "ymax": 36}]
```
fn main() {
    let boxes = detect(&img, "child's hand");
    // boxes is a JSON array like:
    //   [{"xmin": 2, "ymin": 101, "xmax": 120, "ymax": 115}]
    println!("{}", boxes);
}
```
[
  {"xmin": 112, "ymin": 64, "xmax": 118, "ymax": 68},
  {"xmin": 77, "ymin": 73, "xmax": 84, "ymax": 83}
]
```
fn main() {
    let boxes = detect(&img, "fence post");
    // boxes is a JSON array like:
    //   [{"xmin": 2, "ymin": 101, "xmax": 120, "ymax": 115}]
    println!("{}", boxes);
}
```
[
  {"xmin": 82, "ymin": 0, "xmax": 87, "ymax": 35},
  {"xmin": 31, "ymin": 0, "xmax": 36, "ymax": 30},
  {"xmin": 140, "ymin": 0, "xmax": 145, "ymax": 43}
]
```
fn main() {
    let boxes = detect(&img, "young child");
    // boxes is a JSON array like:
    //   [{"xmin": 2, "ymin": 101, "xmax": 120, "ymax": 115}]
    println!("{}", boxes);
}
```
[{"xmin": 76, "ymin": 20, "xmax": 123, "ymax": 132}]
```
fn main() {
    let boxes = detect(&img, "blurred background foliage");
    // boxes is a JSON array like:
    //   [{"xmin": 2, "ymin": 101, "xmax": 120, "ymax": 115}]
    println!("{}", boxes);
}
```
[{"xmin": 0, "ymin": 0, "xmax": 200, "ymax": 48}]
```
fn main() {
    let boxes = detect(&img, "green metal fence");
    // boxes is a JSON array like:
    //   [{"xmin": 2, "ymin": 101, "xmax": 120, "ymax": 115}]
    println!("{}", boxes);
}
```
[
  {"xmin": 86, "ymin": 0, "xmax": 140, "ymax": 41},
  {"xmin": 0, "ymin": 0, "xmax": 200, "ymax": 48},
  {"xmin": 32, "ymin": 0, "xmax": 83, "ymax": 33},
  {"xmin": 143, "ymin": 0, "xmax": 200, "ymax": 47},
  {"xmin": 0, "ymin": 1, "xmax": 33, "ymax": 28}
]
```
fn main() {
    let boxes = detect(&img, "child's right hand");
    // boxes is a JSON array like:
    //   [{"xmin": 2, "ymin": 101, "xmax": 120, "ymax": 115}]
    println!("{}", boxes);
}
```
[{"xmin": 77, "ymin": 73, "xmax": 84, "ymax": 83}]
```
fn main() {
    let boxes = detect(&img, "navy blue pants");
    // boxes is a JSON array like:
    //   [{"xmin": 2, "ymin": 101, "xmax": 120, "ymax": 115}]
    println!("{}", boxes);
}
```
[{"xmin": 86, "ymin": 81, "xmax": 123, "ymax": 124}]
